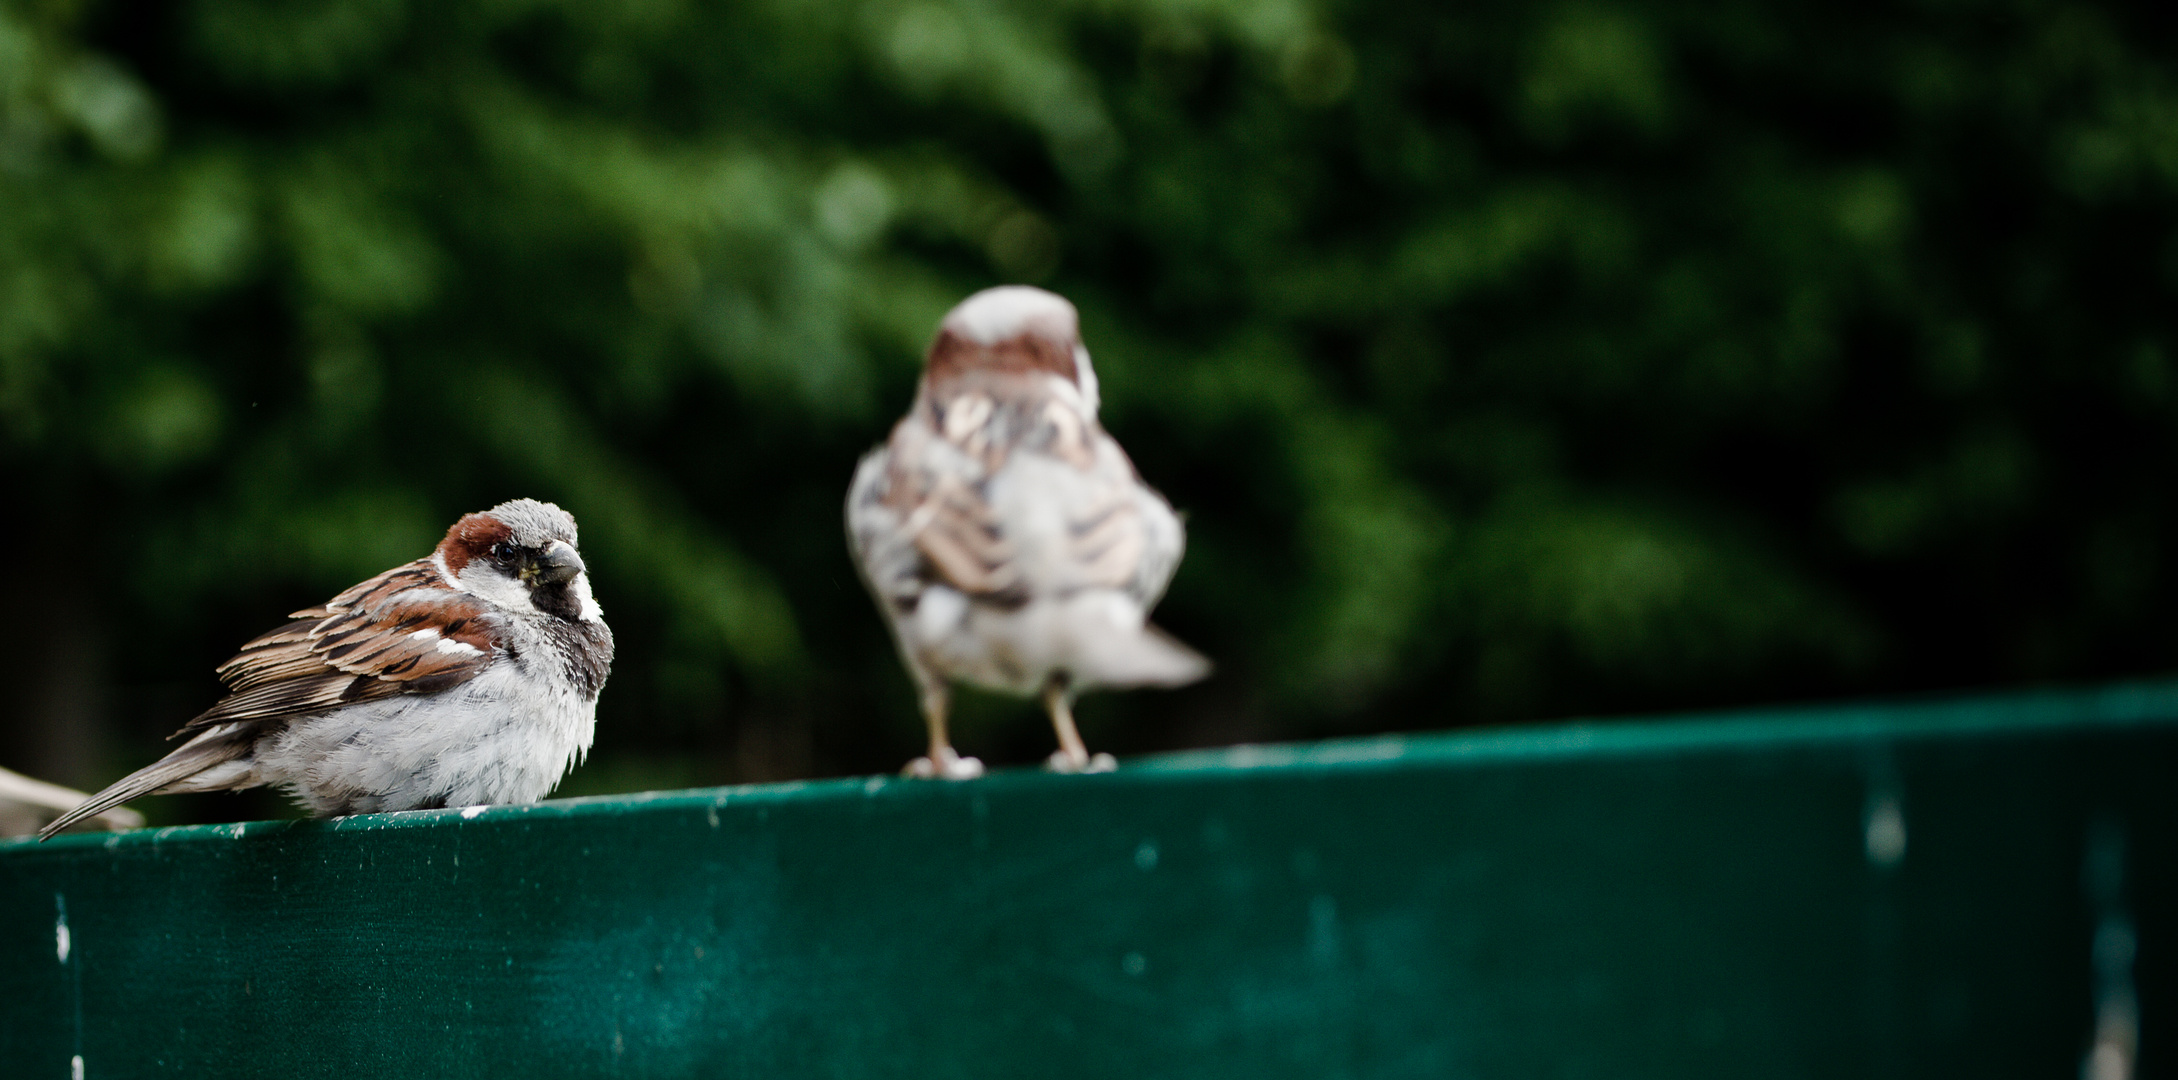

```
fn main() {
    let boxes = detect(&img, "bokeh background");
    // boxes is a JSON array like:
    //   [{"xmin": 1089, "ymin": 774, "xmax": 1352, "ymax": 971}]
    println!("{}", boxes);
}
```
[{"xmin": 3, "ymin": 0, "xmax": 2175, "ymax": 825}]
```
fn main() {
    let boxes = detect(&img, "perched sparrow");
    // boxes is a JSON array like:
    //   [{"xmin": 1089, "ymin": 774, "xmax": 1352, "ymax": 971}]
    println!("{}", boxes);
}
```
[
  {"xmin": 38, "ymin": 499, "xmax": 613, "ymax": 839},
  {"xmin": 848, "ymin": 285, "xmax": 1208, "ymax": 778}
]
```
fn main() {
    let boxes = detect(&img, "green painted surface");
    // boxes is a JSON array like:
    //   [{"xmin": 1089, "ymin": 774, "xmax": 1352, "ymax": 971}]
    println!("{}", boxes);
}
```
[{"xmin": 3, "ymin": 683, "xmax": 2172, "ymax": 1078}]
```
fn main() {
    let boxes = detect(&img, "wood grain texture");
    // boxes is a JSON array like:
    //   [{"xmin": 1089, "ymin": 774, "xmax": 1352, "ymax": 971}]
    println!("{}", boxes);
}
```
[{"xmin": 3, "ymin": 683, "xmax": 2174, "ymax": 1079}]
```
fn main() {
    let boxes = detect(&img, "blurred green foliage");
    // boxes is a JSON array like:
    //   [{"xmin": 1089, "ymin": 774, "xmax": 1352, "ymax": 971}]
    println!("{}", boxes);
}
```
[{"xmin": 3, "ymin": 0, "xmax": 2176, "ymax": 812}]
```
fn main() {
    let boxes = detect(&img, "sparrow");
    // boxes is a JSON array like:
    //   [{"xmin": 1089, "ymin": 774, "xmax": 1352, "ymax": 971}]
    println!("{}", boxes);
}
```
[
  {"xmin": 847, "ymin": 285, "xmax": 1208, "ymax": 778},
  {"xmin": 38, "ymin": 498, "xmax": 614, "ymax": 839}
]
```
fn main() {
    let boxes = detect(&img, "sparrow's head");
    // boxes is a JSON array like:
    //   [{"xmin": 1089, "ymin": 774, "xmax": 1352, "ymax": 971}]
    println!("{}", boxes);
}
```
[
  {"xmin": 924, "ymin": 285, "xmax": 1100, "ymax": 414},
  {"xmin": 435, "ymin": 499, "xmax": 602, "ymax": 623}
]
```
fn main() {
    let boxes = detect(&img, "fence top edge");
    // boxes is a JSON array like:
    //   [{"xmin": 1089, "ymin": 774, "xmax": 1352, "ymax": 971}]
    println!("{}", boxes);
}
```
[{"xmin": 10, "ymin": 676, "xmax": 2176, "ymax": 854}]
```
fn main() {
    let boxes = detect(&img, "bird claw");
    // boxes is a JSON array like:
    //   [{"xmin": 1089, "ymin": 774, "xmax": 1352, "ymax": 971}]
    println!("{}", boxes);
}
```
[
  {"xmin": 1047, "ymin": 750, "xmax": 1117, "ymax": 774},
  {"xmin": 903, "ymin": 750, "xmax": 985, "ymax": 780}
]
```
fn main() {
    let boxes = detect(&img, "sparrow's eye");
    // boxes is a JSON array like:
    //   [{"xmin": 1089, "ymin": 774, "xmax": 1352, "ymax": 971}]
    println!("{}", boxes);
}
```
[{"xmin": 491, "ymin": 541, "xmax": 516, "ymax": 561}]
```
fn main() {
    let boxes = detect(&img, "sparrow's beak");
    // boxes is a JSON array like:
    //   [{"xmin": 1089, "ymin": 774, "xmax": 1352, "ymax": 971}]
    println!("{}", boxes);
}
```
[{"xmin": 527, "ymin": 541, "xmax": 587, "ymax": 586}]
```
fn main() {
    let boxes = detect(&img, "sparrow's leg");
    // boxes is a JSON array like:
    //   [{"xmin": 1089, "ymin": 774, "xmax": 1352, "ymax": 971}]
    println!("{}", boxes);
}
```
[
  {"xmin": 1043, "ymin": 678, "xmax": 1116, "ymax": 774},
  {"xmin": 903, "ymin": 678, "xmax": 984, "ymax": 780}
]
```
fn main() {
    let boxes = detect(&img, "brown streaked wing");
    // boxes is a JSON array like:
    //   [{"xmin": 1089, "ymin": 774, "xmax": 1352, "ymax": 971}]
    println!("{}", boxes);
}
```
[
  {"xmin": 182, "ymin": 672, "xmax": 391, "ymax": 729},
  {"xmin": 1066, "ymin": 489, "xmax": 1146, "ymax": 592},
  {"xmin": 323, "ymin": 560, "xmax": 442, "ymax": 609},
  {"xmin": 186, "ymin": 559, "xmax": 500, "ymax": 731},
  {"xmin": 907, "ymin": 472, "xmax": 1020, "ymax": 597},
  {"xmin": 312, "ymin": 592, "xmax": 498, "ymax": 683}
]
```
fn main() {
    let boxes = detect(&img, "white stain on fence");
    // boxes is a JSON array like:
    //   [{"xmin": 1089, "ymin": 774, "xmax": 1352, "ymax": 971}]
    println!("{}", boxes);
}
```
[{"xmin": 1863, "ymin": 793, "xmax": 1907, "ymax": 868}]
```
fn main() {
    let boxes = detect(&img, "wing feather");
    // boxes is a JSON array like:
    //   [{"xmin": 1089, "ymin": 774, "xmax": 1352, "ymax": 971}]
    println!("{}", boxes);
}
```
[
  {"xmin": 1066, "ymin": 491, "xmax": 1145, "ymax": 591},
  {"xmin": 184, "ymin": 558, "xmax": 502, "ymax": 732},
  {"xmin": 913, "ymin": 475, "xmax": 1019, "ymax": 596},
  {"xmin": 890, "ymin": 383, "xmax": 1170, "ymax": 604}
]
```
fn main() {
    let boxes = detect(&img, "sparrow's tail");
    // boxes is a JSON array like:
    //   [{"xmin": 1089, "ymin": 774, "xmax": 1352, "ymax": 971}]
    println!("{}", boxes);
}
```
[
  {"xmin": 1075, "ymin": 620, "xmax": 1212, "ymax": 690},
  {"xmin": 36, "ymin": 725, "xmax": 257, "ymax": 841}
]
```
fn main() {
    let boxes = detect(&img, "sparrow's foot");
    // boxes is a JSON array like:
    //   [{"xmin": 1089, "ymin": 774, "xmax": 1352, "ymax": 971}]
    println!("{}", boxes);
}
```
[
  {"xmin": 1046, "ymin": 750, "xmax": 1118, "ymax": 774},
  {"xmin": 903, "ymin": 748, "xmax": 985, "ymax": 780}
]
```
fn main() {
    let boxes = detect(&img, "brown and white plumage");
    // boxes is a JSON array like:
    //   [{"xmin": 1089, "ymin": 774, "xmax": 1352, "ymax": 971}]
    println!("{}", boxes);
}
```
[
  {"xmin": 199, "ymin": 563, "xmax": 502, "ymax": 724},
  {"xmin": 38, "ymin": 499, "xmax": 613, "ymax": 839},
  {"xmin": 848, "ymin": 286, "xmax": 1207, "ymax": 777}
]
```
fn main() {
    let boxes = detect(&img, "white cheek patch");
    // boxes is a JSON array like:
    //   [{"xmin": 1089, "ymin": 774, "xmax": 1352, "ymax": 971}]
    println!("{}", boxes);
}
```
[
  {"xmin": 454, "ymin": 564, "xmax": 538, "ymax": 616},
  {"xmin": 453, "ymin": 554, "xmax": 600, "ymax": 623},
  {"xmin": 571, "ymin": 574, "xmax": 604, "ymax": 623}
]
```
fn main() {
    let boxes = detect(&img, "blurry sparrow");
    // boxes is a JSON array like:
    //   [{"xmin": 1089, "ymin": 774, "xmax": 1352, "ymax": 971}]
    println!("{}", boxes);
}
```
[
  {"xmin": 39, "ymin": 499, "xmax": 613, "ymax": 839},
  {"xmin": 848, "ymin": 285, "xmax": 1208, "ymax": 778}
]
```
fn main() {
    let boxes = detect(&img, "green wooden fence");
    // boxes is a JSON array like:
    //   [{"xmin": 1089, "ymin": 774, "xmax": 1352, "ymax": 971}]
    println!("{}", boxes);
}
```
[{"xmin": 4, "ymin": 682, "xmax": 2172, "ymax": 1078}]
